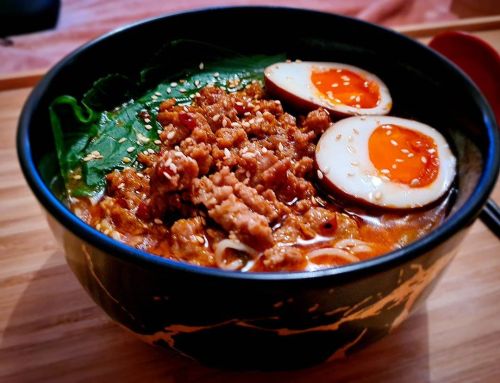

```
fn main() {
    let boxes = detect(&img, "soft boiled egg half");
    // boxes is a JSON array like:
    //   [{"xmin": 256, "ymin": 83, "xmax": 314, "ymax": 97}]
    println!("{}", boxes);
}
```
[
  {"xmin": 265, "ymin": 62, "xmax": 392, "ymax": 117},
  {"xmin": 316, "ymin": 116, "xmax": 456, "ymax": 209}
]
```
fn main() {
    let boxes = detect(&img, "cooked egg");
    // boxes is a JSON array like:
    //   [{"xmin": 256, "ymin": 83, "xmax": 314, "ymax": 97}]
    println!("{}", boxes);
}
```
[
  {"xmin": 316, "ymin": 116, "xmax": 456, "ymax": 209},
  {"xmin": 265, "ymin": 62, "xmax": 392, "ymax": 117}
]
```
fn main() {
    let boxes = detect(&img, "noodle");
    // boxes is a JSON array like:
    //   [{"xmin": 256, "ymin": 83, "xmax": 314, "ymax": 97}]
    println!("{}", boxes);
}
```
[
  {"xmin": 307, "ymin": 248, "xmax": 360, "ymax": 263},
  {"xmin": 215, "ymin": 239, "xmax": 258, "ymax": 271}
]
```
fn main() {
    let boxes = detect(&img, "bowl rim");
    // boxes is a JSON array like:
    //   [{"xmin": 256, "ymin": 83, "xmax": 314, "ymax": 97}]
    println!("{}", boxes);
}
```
[{"xmin": 17, "ymin": 5, "xmax": 500, "ymax": 282}]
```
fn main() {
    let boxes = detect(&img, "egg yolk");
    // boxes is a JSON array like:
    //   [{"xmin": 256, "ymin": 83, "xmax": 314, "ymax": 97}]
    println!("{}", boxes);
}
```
[
  {"xmin": 311, "ymin": 68, "xmax": 380, "ymax": 108},
  {"xmin": 368, "ymin": 124, "xmax": 439, "ymax": 187}
]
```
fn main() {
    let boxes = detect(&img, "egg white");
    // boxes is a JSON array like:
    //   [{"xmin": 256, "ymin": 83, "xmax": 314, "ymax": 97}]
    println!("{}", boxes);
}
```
[
  {"xmin": 264, "ymin": 62, "xmax": 392, "ymax": 116},
  {"xmin": 315, "ymin": 116, "xmax": 456, "ymax": 209}
]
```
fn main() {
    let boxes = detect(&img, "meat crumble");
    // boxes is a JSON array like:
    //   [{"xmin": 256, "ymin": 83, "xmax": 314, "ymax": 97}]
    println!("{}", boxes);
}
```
[{"xmin": 72, "ymin": 82, "xmax": 446, "ymax": 272}]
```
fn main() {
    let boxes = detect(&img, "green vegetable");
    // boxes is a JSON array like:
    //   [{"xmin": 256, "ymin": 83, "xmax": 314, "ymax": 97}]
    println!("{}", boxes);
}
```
[{"xmin": 42, "ymin": 39, "xmax": 286, "ymax": 199}]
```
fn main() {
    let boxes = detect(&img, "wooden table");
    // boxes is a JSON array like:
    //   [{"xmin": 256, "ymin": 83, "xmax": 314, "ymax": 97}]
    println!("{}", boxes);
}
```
[{"xmin": 1, "ymin": 17, "xmax": 499, "ymax": 383}]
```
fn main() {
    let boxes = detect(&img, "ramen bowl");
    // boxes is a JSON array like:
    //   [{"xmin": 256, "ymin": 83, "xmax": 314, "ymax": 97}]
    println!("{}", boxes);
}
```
[{"xmin": 17, "ymin": 7, "xmax": 499, "ymax": 369}]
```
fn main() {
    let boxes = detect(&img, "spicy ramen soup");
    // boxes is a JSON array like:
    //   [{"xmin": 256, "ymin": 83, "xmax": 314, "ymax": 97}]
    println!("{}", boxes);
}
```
[{"xmin": 71, "ymin": 82, "xmax": 453, "ymax": 272}]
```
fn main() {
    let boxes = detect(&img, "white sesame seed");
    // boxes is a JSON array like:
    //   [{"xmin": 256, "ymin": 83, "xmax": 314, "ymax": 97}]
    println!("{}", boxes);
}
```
[
  {"xmin": 242, "ymin": 121, "xmax": 250, "ymax": 128},
  {"xmin": 355, "ymin": 96, "xmax": 361, "ymax": 102},
  {"xmin": 166, "ymin": 87, "xmax": 171, "ymax": 94},
  {"xmin": 122, "ymin": 156, "xmax": 131, "ymax": 163},
  {"xmin": 386, "ymin": 130, "xmax": 392, "ymax": 136},
  {"xmin": 341, "ymin": 75, "xmax": 350, "ymax": 81},
  {"xmin": 224, "ymin": 148, "xmax": 231, "ymax": 158},
  {"xmin": 170, "ymin": 82, "xmax": 177, "ymax": 87},
  {"xmin": 151, "ymin": 95, "xmax": 158, "ymax": 100},
  {"xmin": 137, "ymin": 173, "xmax": 144, "ymax": 178},
  {"xmin": 317, "ymin": 170, "xmax": 324, "ymax": 179},
  {"xmin": 118, "ymin": 138, "xmax": 127, "ymax": 143},
  {"xmin": 242, "ymin": 152, "xmax": 256, "ymax": 159},
  {"xmin": 157, "ymin": 129, "xmax": 162, "ymax": 134},
  {"xmin": 401, "ymin": 149, "xmax": 409, "ymax": 154},
  {"xmin": 155, "ymin": 92, "xmax": 162, "ymax": 96},
  {"xmin": 408, "ymin": 153, "xmax": 415, "ymax": 158},
  {"xmin": 145, "ymin": 124, "xmax": 152, "ymax": 130},
  {"xmin": 154, "ymin": 139, "xmax": 161, "ymax": 145},
  {"xmin": 375, "ymin": 191, "xmax": 382, "ymax": 200},
  {"xmin": 212, "ymin": 114, "xmax": 220, "ymax": 122},
  {"xmin": 194, "ymin": 80, "xmax": 200, "ymax": 87},
  {"xmin": 395, "ymin": 158, "xmax": 404, "ymax": 163},
  {"xmin": 390, "ymin": 140, "xmax": 398, "ymax": 146},
  {"xmin": 213, "ymin": 72, "xmax": 220, "ymax": 77},
  {"xmin": 127, "ymin": 146, "xmax": 135, "ymax": 153},
  {"xmin": 343, "ymin": 82, "xmax": 350, "ymax": 86},
  {"xmin": 381, "ymin": 169, "xmax": 390, "ymax": 174},
  {"xmin": 381, "ymin": 175, "xmax": 390, "ymax": 181},
  {"xmin": 117, "ymin": 182, "xmax": 125, "ymax": 189},
  {"xmin": 163, "ymin": 171, "xmax": 171, "ymax": 180},
  {"xmin": 246, "ymin": 171, "xmax": 251, "ymax": 178},
  {"xmin": 154, "ymin": 218, "xmax": 163, "ymax": 224},
  {"xmin": 199, "ymin": 62, "xmax": 204, "ymax": 70},
  {"xmin": 179, "ymin": 88, "xmax": 186, "ymax": 93},
  {"xmin": 428, "ymin": 149, "xmax": 436, "ymax": 154},
  {"xmin": 72, "ymin": 174, "xmax": 82, "ymax": 180},
  {"xmin": 278, "ymin": 143, "xmax": 284, "ymax": 151},
  {"xmin": 222, "ymin": 119, "xmax": 227, "ymax": 127},
  {"xmin": 143, "ymin": 150, "xmax": 149, "ymax": 155},
  {"xmin": 231, "ymin": 122, "xmax": 241, "ymax": 128},
  {"xmin": 392, "ymin": 164, "xmax": 397, "ymax": 169},
  {"xmin": 332, "ymin": 83, "xmax": 339, "ymax": 88},
  {"xmin": 421, "ymin": 156, "xmax": 428, "ymax": 164},
  {"xmin": 137, "ymin": 133, "xmax": 150, "ymax": 143},
  {"xmin": 411, "ymin": 178, "xmax": 419, "ymax": 186},
  {"xmin": 262, "ymin": 147, "xmax": 268, "ymax": 153}
]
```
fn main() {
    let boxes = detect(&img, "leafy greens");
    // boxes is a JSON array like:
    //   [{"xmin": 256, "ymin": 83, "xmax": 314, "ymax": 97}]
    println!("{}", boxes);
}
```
[{"xmin": 44, "ymin": 39, "xmax": 285, "ymax": 199}]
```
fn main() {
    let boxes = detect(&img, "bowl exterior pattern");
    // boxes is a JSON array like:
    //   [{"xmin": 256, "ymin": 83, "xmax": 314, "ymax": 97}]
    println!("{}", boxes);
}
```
[{"xmin": 48, "ymin": 214, "xmax": 467, "ymax": 369}]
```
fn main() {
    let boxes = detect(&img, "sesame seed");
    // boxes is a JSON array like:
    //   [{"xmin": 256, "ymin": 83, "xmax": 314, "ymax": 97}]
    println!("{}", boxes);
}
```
[
  {"xmin": 222, "ymin": 119, "xmax": 227, "ymax": 127},
  {"xmin": 127, "ymin": 146, "xmax": 135, "ymax": 153},
  {"xmin": 262, "ymin": 147, "xmax": 268, "ymax": 153},
  {"xmin": 364, "ymin": 81, "xmax": 369, "ymax": 87},
  {"xmin": 154, "ymin": 218, "xmax": 163, "ymax": 224},
  {"xmin": 163, "ymin": 171, "xmax": 171, "ymax": 180},
  {"xmin": 72, "ymin": 174, "xmax": 82, "ymax": 180},
  {"xmin": 336, "ymin": 134, "xmax": 342, "ymax": 141},
  {"xmin": 381, "ymin": 169, "xmax": 390, "ymax": 174},
  {"xmin": 194, "ymin": 80, "xmax": 200, "ymax": 87},
  {"xmin": 242, "ymin": 121, "xmax": 250, "ymax": 128},
  {"xmin": 117, "ymin": 183, "xmax": 125, "ymax": 189},
  {"xmin": 137, "ymin": 133, "xmax": 150, "ymax": 143},
  {"xmin": 242, "ymin": 152, "xmax": 256, "ymax": 159},
  {"xmin": 212, "ymin": 114, "xmax": 220, "ymax": 122},
  {"xmin": 411, "ymin": 178, "xmax": 419, "ymax": 186},
  {"xmin": 170, "ymin": 82, "xmax": 177, "ymax": 87},
  {"xmin": 166, "ymin": 87, "xmax": 171, "ymax": 94},
  {"xmin": 231, "ymin": 122, "xmax": 241, "ymax": 128},
  {"xmin": 118, "ymin": 138, "xmax": 127, "ymax": 143},
  {"xmin": 195, "ymin": 92, "xmax": 201, "ymax": 97},
  {"xmin": 386, "ymin": 130, "xmax": 392, "ymax": 136},
  {"xmin": 390, "ymin": 140, "xmax": 398, "ymax": 146},
  {"xmin": 235, "ymin": 101, "xmax": 243, "ymax": 106},
  {"xmin": 145, "ymin": 124, "xmax": 152, "ymax": 130},
  {"xmin": 155, "ymin": 92, "xmax": 162, "ymax": 96},
  {"xmin": 317, "ymin": 170, "xmax": 324, "ymax": 179},
  {"xmin": 341, "ymin": 75, "xmax": 350, "ymax": 81},
  {"xmin": 396, "ymin": 158, "xmax": 404, "ymax": 163},
  {"xmin": 408, "ymin": 153, "xmax": 415, "ymax": 158},
  {"xmin": 189, "ymin": 94, "xmax": 195, "ymax": 99},
  {"xmin": 343, "ymin": 82, "xmax": 350, "ymax": 86},
  {"xmin": 401, "ymin": 149, "xmax": 409, "ymax": 154},
  {"xmin": 199, "ymin": 62, "xmax": 204, "ymax": 70},
  {"xmin": 151, "ymin": 95, "xmax": 158, "ymax": 100},
  {"xmin": 421, "ymin": 156, "xmax": 428, "ymax": 164},
  {"xmin": 196, "ymin": 235, "xmax": 205, "ymax": 244},
  {"xmin": 374, "ymin": 191, "xmax": 382, "ymax": 200},
  {"xmin": 316, "ymin": 81, "xmax": 322, "ymax": 85},
  {"xmin": 157, "ymin": 129, "xmax": 162, "ymax": 134},
  {"xmin": 122, "ymin": 156, "xmax": 131, "ymax": 163},
  {"xmin": 137, "ymin": 173, "xmax": 144, "ymax": 178},
  {"xmin": 332, "ymin": 83, "xmax": 339, "ymax": 88},
  {"xmin": 355, "ymin": 96, "xmax": 361, "ymax": 102},
  {"xmin": 278, "ymin": 143, "xmax": 284, "ymax": 151},
  {"xmin": 224, "ymin": 148, "xmax": 231, "ymax": 158},
  {"xmin": 392, "ymin": 164, "xmax": 397, "ymax": 169},
  {"xmin": 213, "ymin": 72, "xmax": 220, "ymax": 77},
  {"xmin": 179, "ymin": 88, "xmax": 186, "ymax": 93},
  {"xmin": 428, "ymin": 149, "xmax": 436, "ymax": 154},
  {"xmin": 246, "ymin": 171, "xmax": 251, "ymax": 178},
  {"xmin": 143, "ymin": 150, "xmax": 149, "ymax": 155},
  {"xmin": 381, "ymin": 175, "xmax": 390, "ymax": 181}
]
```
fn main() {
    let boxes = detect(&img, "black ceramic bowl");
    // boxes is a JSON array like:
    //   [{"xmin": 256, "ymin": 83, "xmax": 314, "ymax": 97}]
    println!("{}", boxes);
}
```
[{"xmin": 17, "ymin": 7, "xmax": 499, "ymax": 370}]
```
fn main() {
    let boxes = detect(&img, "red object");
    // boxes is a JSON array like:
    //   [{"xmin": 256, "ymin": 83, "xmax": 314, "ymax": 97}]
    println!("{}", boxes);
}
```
[{"xmin": 429, "ymin": 31, "xmax": 500, "ymax": 125}]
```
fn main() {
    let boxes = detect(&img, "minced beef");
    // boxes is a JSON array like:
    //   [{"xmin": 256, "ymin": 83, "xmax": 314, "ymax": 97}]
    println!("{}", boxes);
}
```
[{"xmin": 72, "ymin": 82, "xmax": 435, "ymax": 272}]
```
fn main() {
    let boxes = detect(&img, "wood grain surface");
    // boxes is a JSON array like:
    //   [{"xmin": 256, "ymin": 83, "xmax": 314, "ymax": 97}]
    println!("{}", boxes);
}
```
[{"xmin": 1, "ymin": 28, "xmax": 499, "ymax": 383}]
